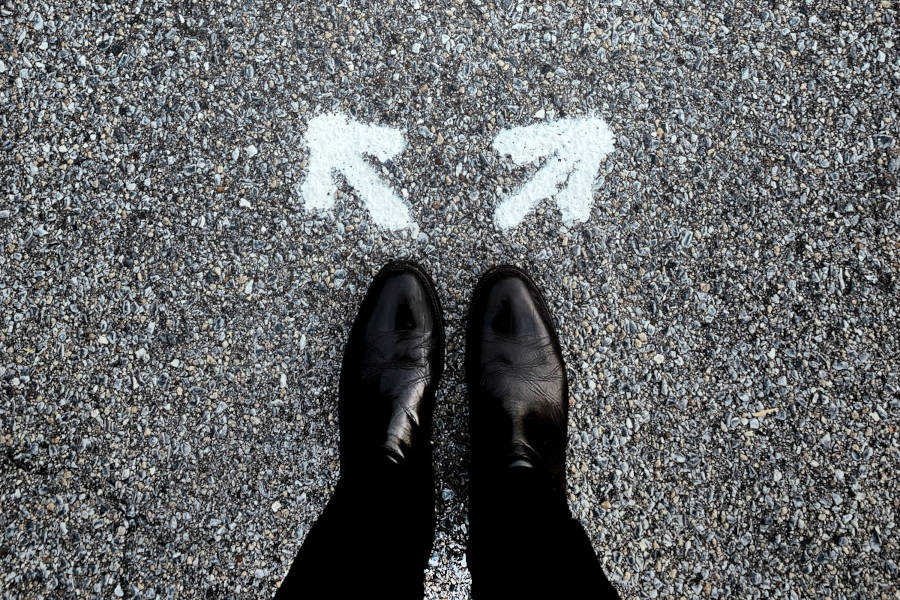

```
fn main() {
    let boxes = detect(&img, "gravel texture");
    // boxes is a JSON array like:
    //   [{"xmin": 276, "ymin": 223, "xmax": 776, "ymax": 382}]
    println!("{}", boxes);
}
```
[{"xmin": 2, "ymin": 0, "xmax": 899, "ymax": 598}]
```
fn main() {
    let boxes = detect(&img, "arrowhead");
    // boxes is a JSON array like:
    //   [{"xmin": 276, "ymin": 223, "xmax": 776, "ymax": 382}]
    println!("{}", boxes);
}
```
[
  {"xmin": 300, "ymin": 113, "xmax": 413, "ymax": 230},
  {"xmin": 492, "ymin": 116, "xmax": 614, "ymax": 229}
]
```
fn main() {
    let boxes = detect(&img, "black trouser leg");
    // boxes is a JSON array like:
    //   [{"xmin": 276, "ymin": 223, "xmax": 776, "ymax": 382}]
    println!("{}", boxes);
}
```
[
  {"xmin": 467, "ymin": 467, "xmax": 620, "ymax": 599},
  {"xmin": 275, "ymin": 459, "xmax": 434, "ymax": 599}
]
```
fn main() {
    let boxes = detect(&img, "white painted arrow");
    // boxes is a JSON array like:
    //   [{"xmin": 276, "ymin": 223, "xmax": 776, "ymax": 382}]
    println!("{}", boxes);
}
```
[
  {"xmin": 492, "ymin": 116, "xmax": 615, "ymax": 229},
  {"xmin": 300, "ymin": 112, "xmax": 413, "ymax": 230}
]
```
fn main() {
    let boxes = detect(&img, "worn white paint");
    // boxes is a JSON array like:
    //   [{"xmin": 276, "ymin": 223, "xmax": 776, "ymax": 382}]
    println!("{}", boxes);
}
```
[
  {"xmin": 300, "ymin": 113, "xmax": 412, "ymax": 230},
  {"xmin": 492, "ymin": 116, "xmax": 615, "ymax": 229}
]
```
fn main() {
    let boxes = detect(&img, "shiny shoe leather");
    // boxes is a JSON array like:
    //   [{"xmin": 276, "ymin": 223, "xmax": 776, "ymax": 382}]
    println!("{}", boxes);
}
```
[
  {"xmin": 466, "ymin": 265, "xmax": 569, "ymax": 499},
  {"xmin": 338, "ymin": 261, "xmax": 445, "ymax": 479}
]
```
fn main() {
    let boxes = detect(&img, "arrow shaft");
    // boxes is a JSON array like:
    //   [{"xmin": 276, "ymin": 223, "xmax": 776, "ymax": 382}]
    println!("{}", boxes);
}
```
[
  {"xmin": 494, "ymin": 155, "xmax": 574, "ymax": 230},
  {"xmin": 341, "ymin": 155, "xmax": 411, "ymax": 230}
]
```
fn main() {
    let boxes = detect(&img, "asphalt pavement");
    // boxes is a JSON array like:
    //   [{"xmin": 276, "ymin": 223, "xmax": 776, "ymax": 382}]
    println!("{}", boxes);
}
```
[{"xmin": 1, "ymin": 1, "xmax": 898, "ymax": 598}]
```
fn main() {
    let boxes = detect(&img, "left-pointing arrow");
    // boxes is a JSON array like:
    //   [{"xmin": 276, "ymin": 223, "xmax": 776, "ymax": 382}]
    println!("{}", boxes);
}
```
[{"xmin": 300, "ymin": 112, "xmax": 413, "ymax": 230}]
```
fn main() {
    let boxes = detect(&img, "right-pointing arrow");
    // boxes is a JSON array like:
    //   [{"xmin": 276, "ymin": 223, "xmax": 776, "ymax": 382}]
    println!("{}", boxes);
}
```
[
  {"xmin": 492, "ymin": 116, "xmax": 615, "ymax": 229},
  {"xmin": 300, "ymin": 112, "xmax": 413, "ymax": 230}
]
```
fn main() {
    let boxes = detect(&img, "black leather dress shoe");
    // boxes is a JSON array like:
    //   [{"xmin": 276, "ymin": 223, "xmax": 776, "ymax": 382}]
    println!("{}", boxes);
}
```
[
  {"xmin": 464, "ymin": 266, "xmax": 619, "ymax": 599},
  {"xmin": 338, "ymin": 261, "xmax": 445, "ymax": 480},
  {"xmin": 466, "ymin": 265, "xmax": 569, "ymax": 498},
  {"xmin": 274, "ymin": 262, "xmax": 444, "ymax": 600}
]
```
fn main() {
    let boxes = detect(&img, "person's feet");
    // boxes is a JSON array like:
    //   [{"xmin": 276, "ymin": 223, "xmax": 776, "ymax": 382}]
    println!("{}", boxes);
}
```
[
  {"xmin": 280, "ymin": 262, "xmax": 614, "ymax": 599},
  {"xmin": 338, "ymin": 261, "xmax": 444, "ymax": 479},
  {"xmin": 466, "ymin": 265, "xmax": 569, "ymax": 500}
]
